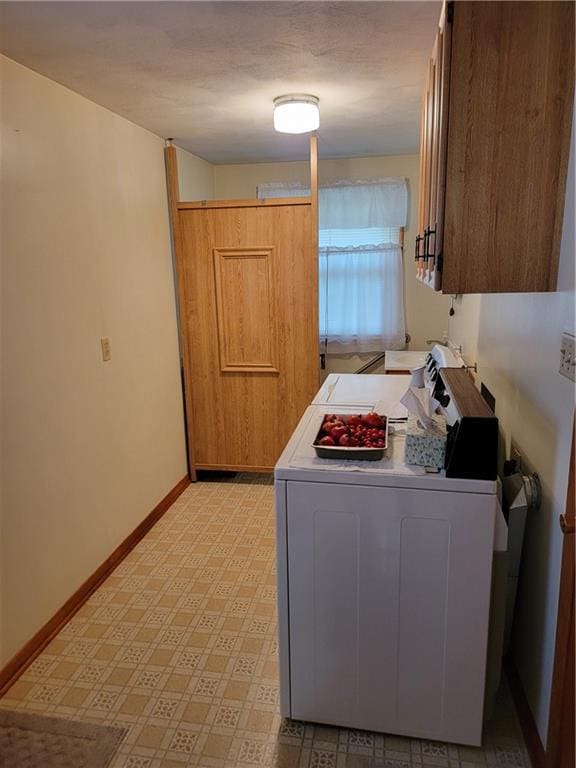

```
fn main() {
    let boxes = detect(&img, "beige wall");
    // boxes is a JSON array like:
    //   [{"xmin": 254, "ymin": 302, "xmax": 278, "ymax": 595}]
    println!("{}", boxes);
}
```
[
  {"xmin": 448, "ymin": 114, "xmax": 575, "ymax": 745},
  {"xmin": 214, "ymin": 154, "xmax": 450, "ymax": 369},
  {"xmin": 176, "ymin": 146, "xmax": 215, "ymax": 201},
  {"xmin": 0, "ymin": 56, "xmax": 188, "ymax": 664},
  {"xmin": 213, "ymin": 160, "xmax": 309, "ymax": 199}
]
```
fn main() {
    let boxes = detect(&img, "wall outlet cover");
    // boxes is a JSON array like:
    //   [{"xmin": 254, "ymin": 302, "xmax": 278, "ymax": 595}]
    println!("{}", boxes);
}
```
[
  {"xmin": 559, "ymin": 332, "xmax": 575, "ymax": 382},
  {"xmin": 100, "ymin": 337, "xmax": 111, "ymax": 362}
]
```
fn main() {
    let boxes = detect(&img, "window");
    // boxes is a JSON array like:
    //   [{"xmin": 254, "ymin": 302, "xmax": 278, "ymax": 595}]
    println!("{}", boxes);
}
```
[
  {"xmin": 258, "ymin": 178, "xmax": 407, "ymax": 354},
  {"xmin": 319, "ymin": 223, "xmax": 404, "ymax": 354}
]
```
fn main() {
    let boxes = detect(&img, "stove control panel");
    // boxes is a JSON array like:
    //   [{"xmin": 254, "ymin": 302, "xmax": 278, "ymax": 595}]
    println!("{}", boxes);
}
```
[{"xmin": 434, "ymin": 368, "xmax": 498, "ymax": 481}]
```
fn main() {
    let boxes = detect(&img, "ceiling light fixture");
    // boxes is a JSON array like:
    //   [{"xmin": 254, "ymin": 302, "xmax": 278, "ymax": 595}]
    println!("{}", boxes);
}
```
[{"xmin": 273, "ymin": 94, "xmax": 320, "ymax": 134}]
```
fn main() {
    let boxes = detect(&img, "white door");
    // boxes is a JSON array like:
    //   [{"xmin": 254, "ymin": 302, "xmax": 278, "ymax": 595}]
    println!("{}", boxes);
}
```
[{"xmin": 286, "ymin": 481, "xmax": 496, "ymax": 746}]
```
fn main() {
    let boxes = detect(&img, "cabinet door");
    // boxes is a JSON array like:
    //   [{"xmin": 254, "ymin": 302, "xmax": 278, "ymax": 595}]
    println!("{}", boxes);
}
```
[
  {"xmin": 416, "ymin": 4, "xmax": 453, "ymax": 291},
  {"xmin": 416, "ymin": 58, "xmax": 435, "ymax": 282},
  {"xmin": 416, "ymin": 87, "xmax": 428, "ymax": 277},
  {"xmin": 286, "ymin": 482, "xmax": 495, "ymax": 745},
  {"xmin": 429, "ymin": 9, "xmax": 452, "ymax": 290},
  {"xmin": 442, "ymin": 1, "xmax": 574, "ymax": 293},
  {"xmin": 425, "ymin": 42, "xmax": 440, "ymax": 284}
]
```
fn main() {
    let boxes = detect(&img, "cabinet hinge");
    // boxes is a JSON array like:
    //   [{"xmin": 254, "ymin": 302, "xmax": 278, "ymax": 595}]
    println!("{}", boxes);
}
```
[
  {"xmin": 437, "ymin": 253, "xmax": 444, "ymax": 273},
  {"xmin": 447, "ymin": 2, "xmax": 454, "ymax": 24}
]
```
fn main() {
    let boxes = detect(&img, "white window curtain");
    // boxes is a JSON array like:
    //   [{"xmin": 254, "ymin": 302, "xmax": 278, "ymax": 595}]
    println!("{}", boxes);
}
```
[{"xmin": 258, "ymin": 178, "xmax": 407, "ymax": 354}]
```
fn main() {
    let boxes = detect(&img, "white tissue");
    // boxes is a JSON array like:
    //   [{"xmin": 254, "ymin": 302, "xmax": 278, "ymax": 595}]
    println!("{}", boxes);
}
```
[
  {"xmin": 400, "ymin": 386, "xmax": 440, "ymax": 430},
  {"xmin": 410, "ymin": 365, "xmax": 425, "ymax": 388}
]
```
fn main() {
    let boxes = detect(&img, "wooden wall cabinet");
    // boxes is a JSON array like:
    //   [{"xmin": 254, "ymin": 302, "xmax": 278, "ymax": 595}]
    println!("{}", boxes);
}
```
[{"xmin": 416, "ymin": 2, "xmax": 574, "ymax": 294}]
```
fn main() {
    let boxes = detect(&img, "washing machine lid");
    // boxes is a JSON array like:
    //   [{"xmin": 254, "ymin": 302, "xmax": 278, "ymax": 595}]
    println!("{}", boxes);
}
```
[{"xmin": 313, "ymin": 373, "xmax": 410, "ymax": 416}]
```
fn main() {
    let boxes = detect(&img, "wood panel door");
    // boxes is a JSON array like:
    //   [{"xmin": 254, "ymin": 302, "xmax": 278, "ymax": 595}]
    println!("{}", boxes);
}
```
[{"xmin": 176, "ymin": 199, "xmax": 318, "ymax": 472}]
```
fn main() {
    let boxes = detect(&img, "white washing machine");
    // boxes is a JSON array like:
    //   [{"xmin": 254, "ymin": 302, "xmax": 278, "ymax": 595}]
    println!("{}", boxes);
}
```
[{"xmin": 275, "ymin": 373, "xmax": 502, "ymax": 747}]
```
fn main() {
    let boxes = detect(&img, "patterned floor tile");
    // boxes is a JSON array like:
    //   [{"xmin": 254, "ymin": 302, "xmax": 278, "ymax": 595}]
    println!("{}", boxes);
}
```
[{"xmin": 0, "ymin": 474, "xmax": 532, "ymax": 768}]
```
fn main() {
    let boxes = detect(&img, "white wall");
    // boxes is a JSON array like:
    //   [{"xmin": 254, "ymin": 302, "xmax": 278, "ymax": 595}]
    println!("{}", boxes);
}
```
[
  {"xmin": 214, "ymin": 155, "xmax": 450, "ymax": 367},
  {"xmin": 448, "ymin": 114, "xmax": 575, "ymax": 746},
  {"xmin": 0, "ymin": 56, "xmax": 188, "ymax": 664}
]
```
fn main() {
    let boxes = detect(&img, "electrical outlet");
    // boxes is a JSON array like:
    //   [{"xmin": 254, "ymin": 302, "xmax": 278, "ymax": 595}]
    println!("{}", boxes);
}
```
[
  {"xmin": 100, "ymin": 337, "xmax": 111, "ymax": 362},
  {"xmin": 559, "ymin": 332, "xmax": 575, "ymax": 382}
]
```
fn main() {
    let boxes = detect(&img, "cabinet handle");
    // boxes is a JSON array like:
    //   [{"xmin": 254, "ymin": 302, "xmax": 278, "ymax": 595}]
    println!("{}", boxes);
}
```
[
  {"xmin": 428, "ymin": 225, "xmax": 437, "ymax": 260},
  {"xmin": 415, "ymin": 234, "xmax": 422, "ymax": 261},
  {"xmin": 560, "ymin": 514, "xmax": 575, "ymax": 534},
  {"xmin": 423, "ymin": 228, "xmax": 430, "ymax": 261}
]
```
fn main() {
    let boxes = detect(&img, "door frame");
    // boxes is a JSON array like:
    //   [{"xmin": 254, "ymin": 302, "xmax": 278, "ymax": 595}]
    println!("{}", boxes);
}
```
[
  {"xmin": 164, "ymin": 141, "xmax": 197, "ymax": 480},
  {"xmin": 547, "ymin": 419, "xmax": 575, "ymax": 768}
]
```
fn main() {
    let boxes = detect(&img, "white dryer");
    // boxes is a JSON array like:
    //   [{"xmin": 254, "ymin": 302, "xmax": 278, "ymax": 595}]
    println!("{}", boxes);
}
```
[{"xmin": 275, "ymin": 373, "xmax": 500, "ymax": 747}]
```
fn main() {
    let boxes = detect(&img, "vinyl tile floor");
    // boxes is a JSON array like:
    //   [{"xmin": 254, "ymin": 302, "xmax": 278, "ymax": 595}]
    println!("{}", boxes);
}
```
[{"xmin": 0, "ymin": 474, "xmax": 532, "ymax": 768}]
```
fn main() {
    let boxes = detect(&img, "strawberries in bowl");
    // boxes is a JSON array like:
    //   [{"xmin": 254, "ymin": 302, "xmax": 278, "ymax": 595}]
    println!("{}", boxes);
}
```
[{"xmin": 313, "ymin": 412, "xmax": 388, "ymax": 460}]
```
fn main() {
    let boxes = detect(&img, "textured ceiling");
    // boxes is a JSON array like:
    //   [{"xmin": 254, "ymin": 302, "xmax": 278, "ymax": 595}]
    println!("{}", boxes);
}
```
[{"xmin": 0, "ymin": 1, "xmax": 441, "ymax": 164}]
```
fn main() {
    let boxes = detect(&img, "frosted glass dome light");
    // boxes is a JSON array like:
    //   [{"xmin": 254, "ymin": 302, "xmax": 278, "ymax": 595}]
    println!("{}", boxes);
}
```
[{"xmin": 273, "ymin": 94, "xmax": 320, "ymax": 134}]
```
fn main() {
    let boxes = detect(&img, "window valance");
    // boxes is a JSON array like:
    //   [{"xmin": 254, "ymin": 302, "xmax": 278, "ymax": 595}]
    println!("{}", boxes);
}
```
[{"xmin": 257, "ymin": 177, "xmax": 408, "ymax": 228}]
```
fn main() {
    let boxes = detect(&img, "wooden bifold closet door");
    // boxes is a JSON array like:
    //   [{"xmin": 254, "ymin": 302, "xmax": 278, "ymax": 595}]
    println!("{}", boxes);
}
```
[{"xmin": 176, "ymin": 198, "xmax": 318, "ymax": 472}]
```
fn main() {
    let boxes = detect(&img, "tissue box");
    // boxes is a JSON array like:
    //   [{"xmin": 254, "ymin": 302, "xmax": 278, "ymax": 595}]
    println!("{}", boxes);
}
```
[{"xmin": 404, "ymin": 413, "xmax": 447, "ymax": 469}]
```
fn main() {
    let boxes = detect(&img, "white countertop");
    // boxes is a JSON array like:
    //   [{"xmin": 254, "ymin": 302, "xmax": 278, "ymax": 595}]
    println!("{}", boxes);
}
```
[
  {"xmin": 275, "ymin": 404, "xmax": 496, "ymax": 494},
  {"xmin": 384, "ymin": 350, "xmax": 427, "ymax": 372}
]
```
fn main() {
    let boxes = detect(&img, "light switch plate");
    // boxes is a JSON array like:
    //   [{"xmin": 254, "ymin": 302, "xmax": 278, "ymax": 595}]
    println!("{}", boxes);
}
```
[
  {"xmin": 101, "ymin": 337, "xmax": 111, "ymax": 362},
  {"xmin": 559, "ymin": 332, "xmax": 575, "ymax": 382}
]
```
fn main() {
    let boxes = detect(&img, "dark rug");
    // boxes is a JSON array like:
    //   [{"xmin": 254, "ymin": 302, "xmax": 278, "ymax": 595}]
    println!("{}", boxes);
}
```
[{"xmin": 0, "ymin": 709, "xmax": 126, "ymax": 768}]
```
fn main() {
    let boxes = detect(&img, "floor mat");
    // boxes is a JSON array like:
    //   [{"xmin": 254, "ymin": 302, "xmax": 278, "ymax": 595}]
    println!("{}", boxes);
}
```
[{"xmin": 0, "ymin": 709, "xmax": 125, "ymax": 768}]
